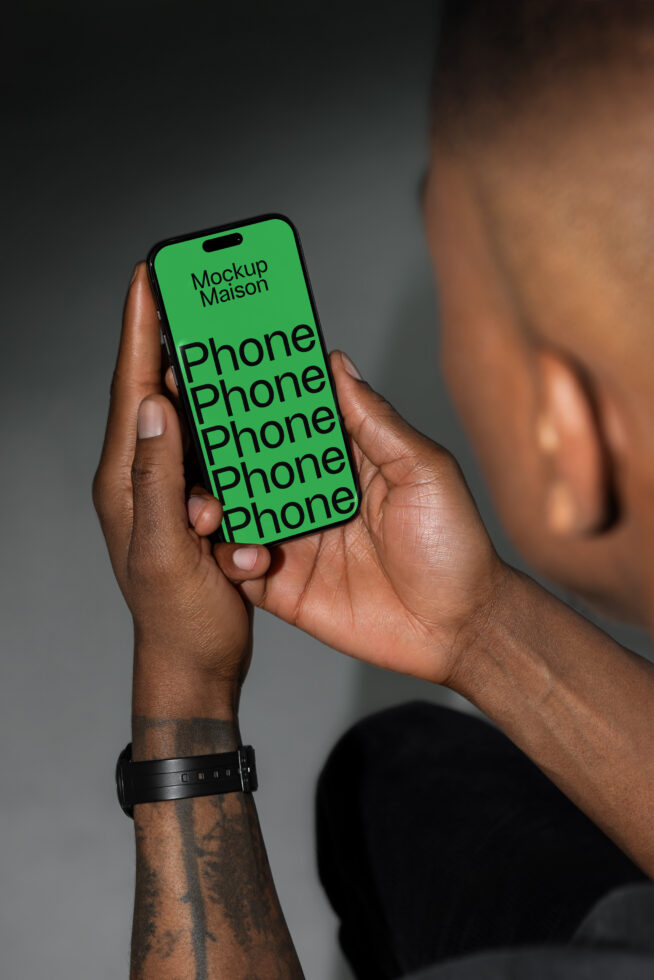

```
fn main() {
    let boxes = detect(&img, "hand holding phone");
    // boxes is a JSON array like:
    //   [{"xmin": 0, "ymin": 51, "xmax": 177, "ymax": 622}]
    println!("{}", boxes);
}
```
[
  {"xmin": 148, "ymin": 214, "xmax": 503, "ymax": 691},
  {"xmin": 221, "ymin": 349, "xmax": 506, "ymax": 690},
  {"xmin": 96, "ymin": 252, "xmax": 504, "ymax": 696},
  {"xmin": 92, "ymin": 266, "xmax": 273, "ymax": 708}
]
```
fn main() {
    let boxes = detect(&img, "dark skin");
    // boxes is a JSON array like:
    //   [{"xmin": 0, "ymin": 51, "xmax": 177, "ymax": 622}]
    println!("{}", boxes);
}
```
[
  {"xmin": 93, "ymin": 268, "xmax": 303, "ymax": 978},
  {"xmin": 425, "ymin": 79, "xmax": 654, "ymax": 623},
  {"xmin": 94, "ymin": 178, "xmax": 654, "ymax": 974}
]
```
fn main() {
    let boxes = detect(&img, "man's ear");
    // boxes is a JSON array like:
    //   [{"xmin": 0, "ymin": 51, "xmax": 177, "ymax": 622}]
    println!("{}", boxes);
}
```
[{"xmin": 535, "ymin": 348, "xmax": 614, "ymax": 535}]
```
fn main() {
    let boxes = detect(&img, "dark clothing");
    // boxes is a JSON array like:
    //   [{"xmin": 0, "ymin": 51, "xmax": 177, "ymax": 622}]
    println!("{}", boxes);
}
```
[
  {"xmin": 405, "ymin": 882, "xmax": 654, "ymax": 978},
  {"xmin": 315, "ymin": 700, "xmax": 653, "ymax": 979},
  {"xmin": 405, "ymin": 940, "xmax": 654, "ymax": 980}
]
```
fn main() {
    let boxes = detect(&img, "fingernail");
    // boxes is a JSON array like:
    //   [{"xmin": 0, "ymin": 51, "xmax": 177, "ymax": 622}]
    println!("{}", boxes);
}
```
[
  {"xmin": 129, "ymin": 264, "xmax": 140, "ymax": 286},
  {"xmin": 187, "ymin": 495, "xmax": 206, "ymax": 526},
  {"xmin": 340, "ymin": 351, "xmax": 362, "ymax": 380},
  {"xmin": 546, "ymin": 481, "xmax": 576, "ymax": 533},
  {"xmin": 233, "ymin": 547, "xmax": 258, "ymax": 571},
  {"xmin": 137, "ymin": 398, "xmax": 166, "ymax": 438}
]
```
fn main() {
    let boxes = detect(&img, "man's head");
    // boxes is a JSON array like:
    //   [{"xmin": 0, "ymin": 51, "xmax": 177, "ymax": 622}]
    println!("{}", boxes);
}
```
[{"xmin": 423, "ymin": 0, "xmax": 654, "ymax": 625}]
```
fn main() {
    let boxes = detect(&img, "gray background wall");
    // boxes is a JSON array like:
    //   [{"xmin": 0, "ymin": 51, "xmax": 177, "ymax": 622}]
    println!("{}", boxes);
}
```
[{"xmin": 2, "ymin": 2, "xmax": 651, "ymax": 978}]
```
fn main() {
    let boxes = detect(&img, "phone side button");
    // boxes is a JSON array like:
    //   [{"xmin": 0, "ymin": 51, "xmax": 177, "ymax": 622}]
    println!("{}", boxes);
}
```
[
  {"xmin": 156, "ymin": 308, "xmax": 162, "ymax": 321},
  {"xmin": 170, "ymin": 364, "xmax": 180, "ymax": 389}
]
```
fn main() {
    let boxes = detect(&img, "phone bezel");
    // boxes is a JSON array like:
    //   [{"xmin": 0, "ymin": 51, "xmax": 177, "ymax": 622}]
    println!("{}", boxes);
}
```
[{"xmin": 146, "ymin": 212, "xmax": 363, "ymax": 547}]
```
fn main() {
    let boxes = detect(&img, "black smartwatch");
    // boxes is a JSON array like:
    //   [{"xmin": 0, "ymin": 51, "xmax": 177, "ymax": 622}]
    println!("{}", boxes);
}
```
[{"xmin": 116, "ymin": 742, "xmax": 257, "ymax": 818}]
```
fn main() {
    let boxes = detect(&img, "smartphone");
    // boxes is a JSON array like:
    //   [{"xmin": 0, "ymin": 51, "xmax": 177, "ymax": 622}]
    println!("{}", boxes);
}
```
[{"xmin": 147, "ymin": 213, "xmax": 362, "ymax": 546}]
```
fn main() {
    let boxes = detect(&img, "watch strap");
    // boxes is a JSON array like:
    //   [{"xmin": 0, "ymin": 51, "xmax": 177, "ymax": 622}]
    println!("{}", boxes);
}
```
[{"xmin": 116, "ymin": 742, "xmax": 257, "ymax": 818}]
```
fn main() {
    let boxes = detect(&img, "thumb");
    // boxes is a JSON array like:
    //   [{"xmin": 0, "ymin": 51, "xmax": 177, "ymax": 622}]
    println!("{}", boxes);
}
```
[
  {"xmin": 130, "ymin": 394, "xmax": 194, "ymax": 555},
  {"xmin": 330, "ymin": 349, "xmax": 437, "ymax": 471}
]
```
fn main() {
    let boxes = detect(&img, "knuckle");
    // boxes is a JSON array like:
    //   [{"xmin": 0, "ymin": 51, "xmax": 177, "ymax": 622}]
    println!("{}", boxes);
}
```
[
  {"xmin": 109, "ymin": 365, "xmax": 141, "ymax": 404},
  {"xmin": 356, "ymin": 409, "xmax": 381, "ymax": 444},
  {"xmin": 109, "ymin": 363, "xmax": 132, "ymax": 399},
  {"xmin": 130, "ymin": 455, "xmax": 163, "ymax": 490},
  {"xmin": 436, "ymin": 445, "xmax": 460, "ymax": 477},
  {"xmin": 91, "ymin": 468, "xmax": 109, "ymax": 518},
  {"xmin": 92, "ymin": 466, "xmax": 133, "ymax": 533},
  {"xmin": 419, "ymin": 439, "xmax": 448, "ymax": 468}
]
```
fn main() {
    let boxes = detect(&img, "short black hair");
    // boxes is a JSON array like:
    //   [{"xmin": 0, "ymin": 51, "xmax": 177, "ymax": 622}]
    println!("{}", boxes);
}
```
[{"xmin": 432, "ymin": 0, "xmax": 654, "ymax": 148}]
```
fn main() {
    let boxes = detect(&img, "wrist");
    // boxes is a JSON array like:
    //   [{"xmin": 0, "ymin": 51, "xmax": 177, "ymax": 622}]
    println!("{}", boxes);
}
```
[
  {"xmin": 443, "ymin": 559, "xmax": 518, "ymax": 697},
  {"xmin": 132, "ymin": 644, "xmax": 243, "ymax": 719},
  {"xmin": 132, "ymin": 650, "xmax": 243, "ymax": 761},
  {"xmin": 131, "ymin": 712, "xmax": 242, "ymax": 761}
]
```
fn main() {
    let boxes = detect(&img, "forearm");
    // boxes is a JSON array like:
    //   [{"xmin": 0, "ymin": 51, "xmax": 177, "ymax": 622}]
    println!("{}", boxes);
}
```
[
  {"xmin": 129, "ymin": 668, "xmax": 304, "ymax": 979},
  {"xmin": 453, "ymin": 566, "xmax": 654, "ymax": 876}
]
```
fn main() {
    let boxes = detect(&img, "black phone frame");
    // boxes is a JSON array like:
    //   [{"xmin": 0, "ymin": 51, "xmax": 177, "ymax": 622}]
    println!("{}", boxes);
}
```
[{"xmin": 146, "ymin": 212, "xmax": 363, "ymax": 548}]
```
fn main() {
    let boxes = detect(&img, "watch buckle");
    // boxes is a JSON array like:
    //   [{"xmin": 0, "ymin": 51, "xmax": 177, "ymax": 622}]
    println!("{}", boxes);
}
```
[{"xmin": 238, "ymin": 746, "xmax": 252, "ymax": 792}]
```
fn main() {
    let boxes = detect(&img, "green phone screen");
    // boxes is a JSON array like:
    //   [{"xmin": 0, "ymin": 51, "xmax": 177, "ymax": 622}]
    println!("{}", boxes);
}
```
[{"xmin": 149, "ymin": 214, "xmax": 361, "ymax": 545}]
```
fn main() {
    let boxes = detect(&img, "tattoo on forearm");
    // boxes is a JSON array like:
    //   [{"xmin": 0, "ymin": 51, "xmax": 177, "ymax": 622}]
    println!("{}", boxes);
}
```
[
  {"xmin": 200, "ymin": 792, "xmax": 301, "ymax": 976},
  {"xmin": 130, "ymin": 716, "xmax": 303, "ymax": 978},
  {"xmin": 132, "ymin": 715, "xmax": 239, "ymax": 758},
  {"xmin": 176, "ymin": 795, "xmax": 212, "ymax": 979},
  {"xmin": 131, "ymin": 823, "xmax": 159, "ymax": 976},
  {"xmin": 132, "ymin": 824, "xmax": 183, "ymax": 977}
]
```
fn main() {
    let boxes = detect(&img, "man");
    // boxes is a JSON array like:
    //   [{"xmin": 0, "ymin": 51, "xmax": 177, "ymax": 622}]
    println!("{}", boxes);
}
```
[{"xmin": 93, "ymin": 1, "xmax": 654, "ymax": 976}]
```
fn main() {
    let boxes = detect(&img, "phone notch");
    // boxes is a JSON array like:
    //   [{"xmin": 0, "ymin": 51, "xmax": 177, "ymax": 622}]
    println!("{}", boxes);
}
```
[{"xmin": 202, "ymin": 232, "xmax": 243, "ymax": 252}]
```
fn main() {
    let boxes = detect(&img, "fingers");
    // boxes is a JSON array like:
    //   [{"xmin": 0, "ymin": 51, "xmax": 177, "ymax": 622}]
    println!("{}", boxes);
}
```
[
  {"xmin": 102, "ymin": 264, "xmax": 162, "ymax": 470},
  {"xmin": 184, "ymin": 479, "xmax": 272, "ymax": 582},
  {"xmin": 329, "ymin": 349, "xmax": 437, "ymax": 477},
  {"xmin": 186, "ymin": 484, "xmax": 222, "ymax": 537},
  {"xmin": 93, "ymin": 264, "xmax": 162, "ymax": 549},
  {"xmin": 213, "ymin": 542, "xmax": 272, "ymax": 584},
  {"xmin": 129, "ymin": 394, "xmax": 194, "ymax": 568},
  {"xmin": 130, "ymin": 396, "xmax": 271, "ymax": 588}
]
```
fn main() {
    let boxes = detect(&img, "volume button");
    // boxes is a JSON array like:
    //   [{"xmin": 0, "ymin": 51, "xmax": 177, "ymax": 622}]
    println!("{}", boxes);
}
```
[{"xmin": 170, "ymin": 363, "xmax": 180, "ymax": 389}]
